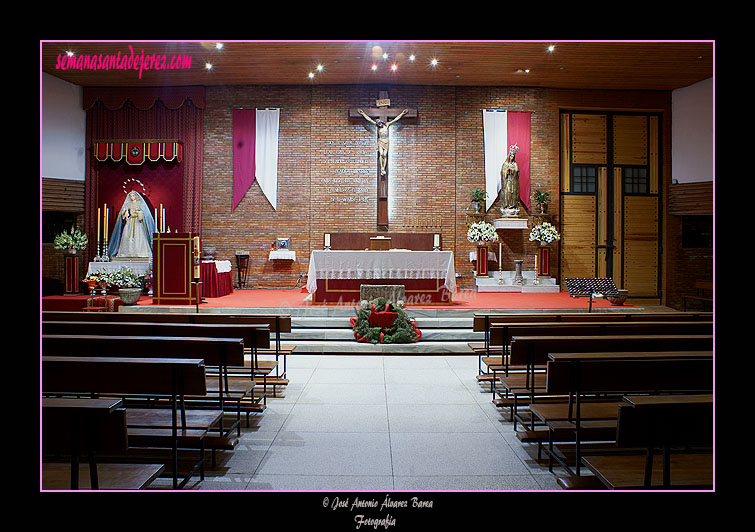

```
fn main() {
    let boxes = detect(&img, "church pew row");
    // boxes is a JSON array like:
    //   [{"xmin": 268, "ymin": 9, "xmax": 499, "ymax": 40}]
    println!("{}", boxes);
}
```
[
  {"xmin": 497, "ymin": 334, "xmax": 714, "ymax": 430},
  {"xmin": 575, "ymin": 394, "xmax": 713, "ymax": 490},
  {"xmin": 536, "ymin": 354, "xmax": 713, "ymax": 488},
  {"xmin": 469, "ymin": 311, "xmax": 713, "ymax": 380},
  {"xmin": 41, "ymin": 310, "xmax": 295, "ymax": 392},
  {"xmin": 42, "ymin": 397, "xmax": 165, "ymax": 490},
  {"xmin": 41, "ymin": 320, "xmax": 274, "ymax": 406},
  {"xmin": 41, "ymin": 333, "xmax": 256, "ymax": 455},
  {"xmin": 485, "ymin": 320, "xmax": 713, "ymax": 395},
  {"xmin": 42, "ymin": 356, "xmax": 210, "ymax": 490}
]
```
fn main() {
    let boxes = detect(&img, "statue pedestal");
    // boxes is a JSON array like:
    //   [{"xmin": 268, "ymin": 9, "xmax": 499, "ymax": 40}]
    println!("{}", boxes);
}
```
[
  {"xmin": 475, "ymin": 270, "xmax": 560, "ymax": 293},
  {"xmin": 493, "ymin": 217, "xmax": 528, "ymax": 230}
]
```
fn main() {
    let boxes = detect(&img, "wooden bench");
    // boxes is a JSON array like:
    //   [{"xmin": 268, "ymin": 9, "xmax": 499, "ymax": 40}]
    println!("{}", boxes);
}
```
[
  {"xmin": 42, "ymin": 356, "xmax": 210, "ymax": 489},
  {"xmin": 41, "ymin": 333, "xmax": 251, "ymax": 452},
  {"xmin": 499, "ymin": 334, "xmax": 714, "ymax": 429},
  {"xmin": 573, "ymin": 394, "xmax": 713, "ymax": 490},
  {"xmin": 487, "ymin": 320, "xmax": 712, "ymax": 390},
  {"xmin": 470, "ymin": 311, "xmax": 713, "ymax": 380},
  {"xmin": 682, "ymin": 280, "xmax": 713, "ymax": 311},
  {"xmin": 542, "ymin": 353, "xmax": 713, "ymax": 480},
  {"xmin": 42, "ymin": 310, "xmax": 295, "ymax": 394},
  {"xmin": 42, "ymin": 397, "xmax": 164, "ymax": 490},
  {"xmin": 42, "ymin": 320, "xmax": 271, "ymax": 410}
]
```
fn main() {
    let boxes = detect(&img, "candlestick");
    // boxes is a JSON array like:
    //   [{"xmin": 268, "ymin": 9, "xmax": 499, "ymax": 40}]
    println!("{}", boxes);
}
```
[
  {"xmin": 154, "ymin": 208, "xmax": 158, "ymax": 233},
  {"xmin": 96, "ymin": 207, "xmax": 101, "ymax": 258}
]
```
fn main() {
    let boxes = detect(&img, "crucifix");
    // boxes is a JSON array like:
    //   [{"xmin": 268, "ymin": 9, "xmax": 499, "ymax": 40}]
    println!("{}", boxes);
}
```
[{"xmin": 349, "ymin": 92, "xmax": 417, "ymax": 229}]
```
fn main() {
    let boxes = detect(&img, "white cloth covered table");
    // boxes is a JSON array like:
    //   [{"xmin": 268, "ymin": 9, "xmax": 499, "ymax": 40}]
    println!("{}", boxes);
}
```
[
  {"xmin": 306, "ymin": 250, "xmax": 456, "ymax": 294},
  {"xmin": 268, "ymin": 249, "xmax": 296, "ymax": 261},
  {"xmin": 202, "ymin": 259, "xmax": 232, "ymax": 273}
]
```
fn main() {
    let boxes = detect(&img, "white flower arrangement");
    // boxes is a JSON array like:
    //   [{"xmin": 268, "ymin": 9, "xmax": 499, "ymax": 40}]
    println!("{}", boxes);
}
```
[
  {"xmin": 529, "ymin": 222, "xmax": 561, "ymax": 244},
  {"xmin": 467, "ymin": 221, "xmax": 498, "ymax": 243},
  {"xmin": 54, "ymin": 226, "xmax": 88, "ymax": 251},
  {"xmin": 85, "ymin": 266, "xmax": 144, "ymax": 288}
]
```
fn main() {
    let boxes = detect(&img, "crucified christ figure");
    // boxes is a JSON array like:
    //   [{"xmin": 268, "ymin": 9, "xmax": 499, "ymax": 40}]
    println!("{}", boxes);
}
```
[{"xmin": 357, "ymin": 108, "xmax": 408, "ymax": 176}]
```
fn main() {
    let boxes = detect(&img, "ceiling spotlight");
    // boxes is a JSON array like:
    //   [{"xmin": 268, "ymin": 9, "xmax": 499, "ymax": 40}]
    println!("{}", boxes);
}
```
[
  {"xmin": 409, "ymin": 54, "xmax": 416, "ymax": 62},
  {"xmin": 205, "ymin": 63, "xmax": 213, "ymax": 70},
  {"xmin": 391, "ymin": 64, "xmax": 398, "ymax": 72},
  {"xmin": 430, "ymin": 58, "xmax": 438, "ymax": 67},
  {"xmin": 308, "ymin": 72, "xmax": 315, "ymax": 79},
  {"xmin": 215, "ymin": 43, "xmax": 224, "ymax": 50},
  {"xmin": 371, "ymin": 64, "xmax": 378, "ymax": 71},
  {"xmin": 66, "ymin": 50, "xmax": 75, "ymax": 57},
  {"xmin": 547, "ymin": 44, "xmax": 555, "ymax": 53},
  {"xmin": 382, "ymin": 52, "xmax": 389, "ymax": 60},
  {"xmin": 316, "ymin": 64, "xmax": 324, "ymax": 72}
]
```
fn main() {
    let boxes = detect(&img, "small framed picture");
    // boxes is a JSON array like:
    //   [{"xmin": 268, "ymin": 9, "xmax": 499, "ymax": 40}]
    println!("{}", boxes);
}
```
[{"xmin": 276, "ymin": 238, "xmax": 290, "ymax": 250}]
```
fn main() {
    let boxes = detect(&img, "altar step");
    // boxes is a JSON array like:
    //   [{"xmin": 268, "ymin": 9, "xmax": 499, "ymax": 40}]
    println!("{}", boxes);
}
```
[{"xmin": 475, "ymin": 271, "xmax": 560, "ymax": 293}]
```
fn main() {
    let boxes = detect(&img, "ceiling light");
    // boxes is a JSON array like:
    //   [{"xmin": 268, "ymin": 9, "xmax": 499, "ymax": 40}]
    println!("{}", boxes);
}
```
[
  {"xmin": 66, "ymin": 50, "xmax": 74, "ymax": 57},
  {"xmin": 391, "ymin": 64, "xmax": 398, "ymax": 72},
  {"xmin": 371, "ymin": 64, "xmax": 378, "ymax": 71},
  {"xmin": 205, "ymin": 63, "xmax": 213, "ymax": 70},
  {"xmin": 382, "ymin": 52, "xmax": 389, "ymax": 60},
  {"xmin": 409, "ymin": 54, "xmax": 416, "ymax": 62},
  {"xmin": 547, "ymin": 44, "xmax": 555, "ymax": 53},
  {"xmin": 430, "ymin": 58, "xmax": 438, "ymax": 67},
  {"xmin": 215, "ymin": 43, "xmax": 223, "ymax": 50},
  {"xmin": 308, "ymin": 72, "xmax": 315, "ymax": 79},
  {"xmin": 316, "ymin": 64, "xmax": 324, "ymax": 72}
]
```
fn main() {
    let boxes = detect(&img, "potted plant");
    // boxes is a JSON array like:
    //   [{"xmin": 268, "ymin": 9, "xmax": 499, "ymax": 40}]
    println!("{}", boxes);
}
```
[
  {"xmin": 532, "ymin": 189, "xmax": 551, "ymax": 214},
  {"xmin": 54, "ymin": 226, "xmax": 88, "ymax": 254},
  {"xmin": 528, "ymin": 222, "xmax": 561, "ymax": 245},
  {"xmin": 469, "ymin": 189, "xmax": 487, "ymax": 214}
]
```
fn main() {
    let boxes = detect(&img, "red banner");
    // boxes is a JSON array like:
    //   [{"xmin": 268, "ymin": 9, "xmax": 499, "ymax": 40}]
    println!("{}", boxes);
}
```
[{"xmin": 94, "ymin": 140, "xmax": 182, "ymax": 165}]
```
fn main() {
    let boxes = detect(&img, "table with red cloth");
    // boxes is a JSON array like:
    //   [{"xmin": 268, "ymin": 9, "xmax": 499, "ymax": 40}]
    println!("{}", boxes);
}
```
[{"xmin": 200, "ymin": 260, "xmax": 234, "ymax": 298}]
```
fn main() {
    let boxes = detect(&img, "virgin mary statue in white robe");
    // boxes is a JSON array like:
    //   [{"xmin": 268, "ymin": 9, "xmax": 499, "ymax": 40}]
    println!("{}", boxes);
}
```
[{"xmin": 107, "ymin": 190, "xmax": 156, "ymax": 259}]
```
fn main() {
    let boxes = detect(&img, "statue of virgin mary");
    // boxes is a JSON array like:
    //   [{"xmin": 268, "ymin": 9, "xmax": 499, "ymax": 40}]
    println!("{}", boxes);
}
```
[{"xmin": 107, "ymin": 190, "xmax": 156, "ymax": 260}]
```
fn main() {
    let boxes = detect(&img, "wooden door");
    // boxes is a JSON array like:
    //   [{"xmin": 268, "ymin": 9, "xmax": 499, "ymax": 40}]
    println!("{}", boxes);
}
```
[{"xmin": 560, "ymin": 111, "xmax": 661, "ymax": 302}]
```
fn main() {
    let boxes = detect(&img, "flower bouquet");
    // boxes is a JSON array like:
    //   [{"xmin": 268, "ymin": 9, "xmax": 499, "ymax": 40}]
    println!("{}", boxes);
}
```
[
  {"xmin": 529, "ymin": 222, "xmax": 561, "ymax": 244},
  {"xmin": 466, "ymin": 221, "xmax": 498, "ymax": 244},
  {"xmin": 54, "ymin": 226, "xmax": 88, "ymax": 252}
]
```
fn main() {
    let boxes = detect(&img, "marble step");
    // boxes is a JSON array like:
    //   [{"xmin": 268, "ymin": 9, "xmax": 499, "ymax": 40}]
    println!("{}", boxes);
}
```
[
  {"xmin": 285, "ymin": 339, "xmax": 474, "ymax": 354},
  {"xmin": 281, "ymin": 327, "xmax": 482, "ymax": 342},
  {"xmin": 291, "ymin": 316, "xmax": 472, "ymax": 329}
]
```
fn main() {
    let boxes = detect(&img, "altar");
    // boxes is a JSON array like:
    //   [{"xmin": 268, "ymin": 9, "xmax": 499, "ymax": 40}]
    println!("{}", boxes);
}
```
[{"xmin": 306, "ymin": 250, "xmax": 456, "ymax": 305}]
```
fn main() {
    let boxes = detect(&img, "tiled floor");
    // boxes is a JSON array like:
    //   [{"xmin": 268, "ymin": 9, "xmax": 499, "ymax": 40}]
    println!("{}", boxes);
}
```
[{"xmin": 151, "ymin": 354, "xmax": 568, "ymax": 491}]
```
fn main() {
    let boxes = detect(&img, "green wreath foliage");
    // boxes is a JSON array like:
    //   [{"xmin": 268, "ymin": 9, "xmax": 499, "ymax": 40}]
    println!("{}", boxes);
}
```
[{"xmin": 352, "ymin": 298, "xmax": 420, "ymax": 344}]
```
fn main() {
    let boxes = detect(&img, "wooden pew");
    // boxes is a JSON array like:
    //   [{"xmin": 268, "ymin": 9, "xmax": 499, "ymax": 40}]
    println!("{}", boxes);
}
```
[
  {"xmin": 542, "ymin": 353, "xmax": 713, "ymax": 480},
  {"xmin": 470, "ymin": 311, "xmax": 713, "ymax": 380},
  {"xmin": 42, "ymin": 397, "xmax": 164, "ymax": 490},
  {"xmin": 488, "ymin": 320, "xmax": 712, "ymax": 386},
  {"xmin": 577, "ymin": 394, "xmax": 713, "ymax": 490},
  {"xmin": 41, "ymin": 334, "xmax": 250, "ymax": 453},
  {"xmin": 42, "ymin": 310, "xmax": 294, "ymax": 393},
  {"xmin": 498, "ymin": 334, "xmax": 714, "ymax": 429},
  {"xmin": 42, "ymin": 356, "xmax": 209, "ymax": 489}
]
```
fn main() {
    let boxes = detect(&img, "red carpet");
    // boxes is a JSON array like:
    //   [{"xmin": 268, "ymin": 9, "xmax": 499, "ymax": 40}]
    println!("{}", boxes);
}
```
[
  {"xmin": 42, "ymin": 289, "xmax": 638, "ymax": 311},
  {"xmin": 141, "ymin": 288, "xmax": 635, "ymax": 310}
]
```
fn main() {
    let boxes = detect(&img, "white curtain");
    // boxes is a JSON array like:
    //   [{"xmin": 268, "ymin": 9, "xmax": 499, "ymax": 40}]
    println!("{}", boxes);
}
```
[
  {"xmin": 255, "ymin": 109, "xmax": 280, "ymax": 210},
  {"xmin": 482, "ymin": 110, "xmax": 508, "ymax": 212}
]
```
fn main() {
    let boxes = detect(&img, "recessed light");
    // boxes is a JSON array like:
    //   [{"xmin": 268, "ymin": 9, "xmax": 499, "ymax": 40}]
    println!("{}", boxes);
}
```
[
  {"xmin": 430, "ymin": 58, "xmax": 439, "ymax": 67},
  {"xmin": 547, "ymin": 44, "xmax": 555, "ymax": 53},
  {"xmin": 66, "ymin": 50, "xmax": 74, "ymax": 57},
  {"xmin": 308, "ymin": 72, "xmax": 315, "ymax": 79},
  {"xmin": 205, "ymin": 63, "xmax": 213, "ymax": 70},
  {"xmin": 316, "ymin": 64, "xmax": 324, "ymax": 72},
  {"xmin": 409, "ymin": 54, "xmax": 416, "ymax": 61},
  {"xmin": 391, "ymin": 64, "xmax": 398, "ymax": 72},
  {"xmin": 215, "ymin": 43, "xmax": 223, "ymax": 50},
  {"xmin": 371, "ymin": 64, "xmax": 378, "ymax": 71},
  {"xmin": 382, "ymin": 52, "xmax": 389, "ymax": 60}
]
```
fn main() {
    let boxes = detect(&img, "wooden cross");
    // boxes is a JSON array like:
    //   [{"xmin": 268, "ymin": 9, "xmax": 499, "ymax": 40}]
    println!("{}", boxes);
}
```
[{"xmin": 349, "ymin": 92, "xmax": 417, "ymax": 229}]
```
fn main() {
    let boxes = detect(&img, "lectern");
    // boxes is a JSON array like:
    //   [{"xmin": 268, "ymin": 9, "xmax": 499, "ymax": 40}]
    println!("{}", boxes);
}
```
[{"xmin": 152, "ymin": 232, "xmax": 199, "ymax": 305}]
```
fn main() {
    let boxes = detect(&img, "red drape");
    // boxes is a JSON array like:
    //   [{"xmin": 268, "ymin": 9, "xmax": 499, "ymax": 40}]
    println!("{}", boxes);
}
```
[
  {"xmin": 84, "ymin": 87, "xmax": 204, "ymax": 263},
  {"xmin": 506, "ymin": 111, "xmax": 532, "ymax": 211},
  {"xmin": 232, "ymin": 109, "xmax": 256, "ymax": 210}
]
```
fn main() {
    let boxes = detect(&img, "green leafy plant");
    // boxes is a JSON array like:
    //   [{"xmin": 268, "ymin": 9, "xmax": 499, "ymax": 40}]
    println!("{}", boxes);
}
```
[
  {"xmin": 350, "ymin": 298, "xmax": 421, "ymax": 344},
  {"xmin": 532, "ymin": 189, "xmax": 551, "ymax": 205},
  {"xmin": 469, "ymin": 188, "xmax": 487, "ymax": 203}
]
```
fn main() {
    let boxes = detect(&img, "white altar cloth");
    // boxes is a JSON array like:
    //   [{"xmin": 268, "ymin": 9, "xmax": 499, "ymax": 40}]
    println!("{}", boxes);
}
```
[
  {"xmin": 202, "ymin": 259, "xmax": 232, "ymax": 273},
  {"xmin": 306, "ymin": 250, "xmax": 456, "ymax": 294},
  {"xmin": 87, "ymin": 260, "xmax": 152, "ymax": 277}
]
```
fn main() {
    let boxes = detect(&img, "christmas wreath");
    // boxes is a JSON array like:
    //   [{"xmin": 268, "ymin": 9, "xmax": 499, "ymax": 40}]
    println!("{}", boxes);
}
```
[{"xmin": 350, "ymin": 298, "xmax": 422, "ymax": 344}]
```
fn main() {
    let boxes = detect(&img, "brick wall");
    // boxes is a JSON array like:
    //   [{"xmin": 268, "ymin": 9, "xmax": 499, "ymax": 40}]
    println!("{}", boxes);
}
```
[{"xmin": 201, "ymin": 84, "xmax": 679, "ymax": 291}]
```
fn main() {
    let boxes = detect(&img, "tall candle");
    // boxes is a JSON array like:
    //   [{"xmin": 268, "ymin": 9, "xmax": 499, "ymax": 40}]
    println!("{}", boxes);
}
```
[
  {"xmin": 434, "ymin": 234, "xmax": 440, "ymax": 248},
  {"xmin": 154, "ymin": 208, "xmax": 158, "ymax": 233},
  {"xmin": 160, "ymin": 205, "xmax": 164, "ymax": 233},
  {"xmin": 104, "ymin": 204, "xmax": 108, "ymax": 245},
  {"xmin": 535, "ymin": 254, "xmax": 538, "ymax": 272},
  {"xmin": 499, "ymin": 243, "xmax": 502, "ymax": 271},
  {"xmin": 324, "ymin": 233, "xmax": 331, "ymax": 248},
  {"xmin": 97, "ymin": 207, "xmax": 101, "ymax": 251}
]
